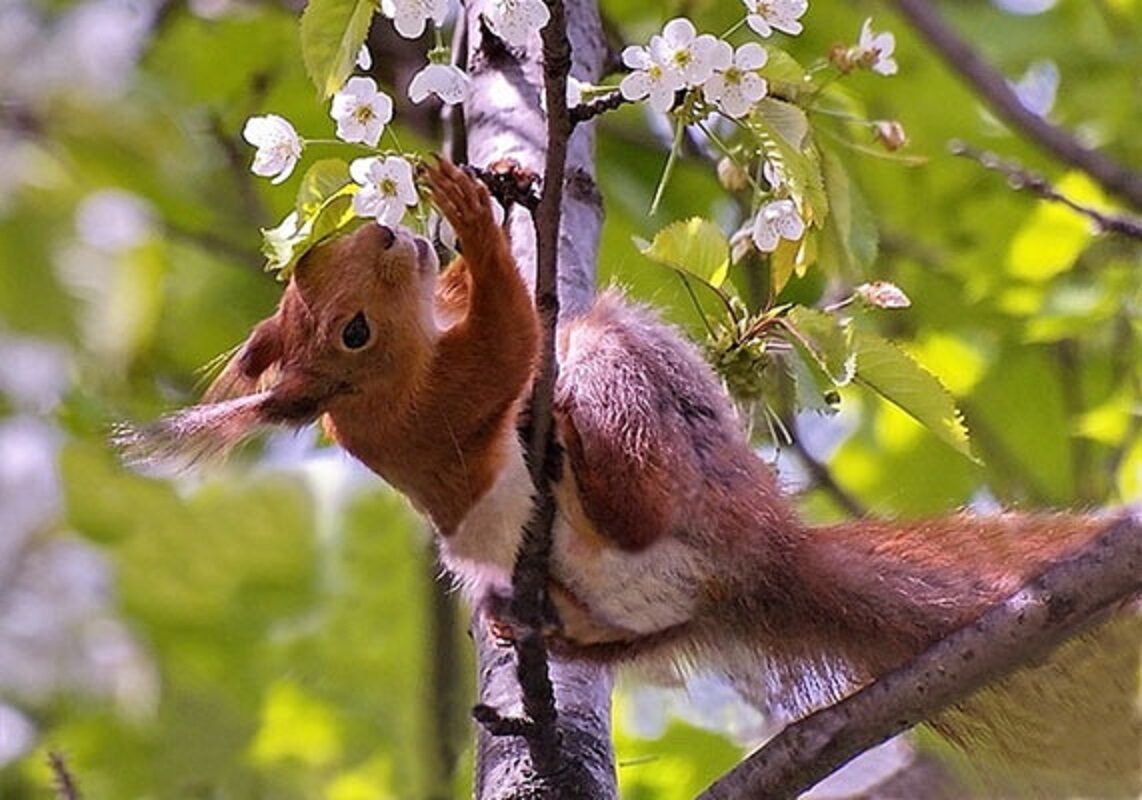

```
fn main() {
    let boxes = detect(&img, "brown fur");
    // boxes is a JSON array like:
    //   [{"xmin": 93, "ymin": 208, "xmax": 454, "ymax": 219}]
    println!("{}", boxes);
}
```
[{"xmin": 124, "ymin": 161, "xmax": 1139, "ymax": 793}]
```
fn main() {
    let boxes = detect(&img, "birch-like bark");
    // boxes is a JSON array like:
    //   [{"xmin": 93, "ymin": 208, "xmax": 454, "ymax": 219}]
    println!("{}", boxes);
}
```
[{"xmin": 462, "ymin": 1, "xmax": 615, "ymax": 797}]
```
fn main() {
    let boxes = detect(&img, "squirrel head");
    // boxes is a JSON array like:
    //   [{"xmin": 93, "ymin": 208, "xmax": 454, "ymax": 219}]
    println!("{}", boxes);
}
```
[
  {"xmin": 220, "ymin": 222, "xmax": 441, "ymax": 402},
  {"xmin": 116, "ymin": 221, "xmax": 441, "ymax": 470}
]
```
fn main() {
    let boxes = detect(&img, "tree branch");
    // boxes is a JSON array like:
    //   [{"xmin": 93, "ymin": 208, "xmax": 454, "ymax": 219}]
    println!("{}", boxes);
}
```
[
  {"xmin": 48, "ymin": 750, "xmax": 81, "ymax": 800},
  {"xmin": 698, "ymin": 505, "xmax": 1142, "ymax": 799},
  {"xmin": 888, "ymin": 0, "xmax": 1142, "ymax": 211},
  {"xmin": 949, "ymin": 140, "xmax": 1142, "ymax": 240}
]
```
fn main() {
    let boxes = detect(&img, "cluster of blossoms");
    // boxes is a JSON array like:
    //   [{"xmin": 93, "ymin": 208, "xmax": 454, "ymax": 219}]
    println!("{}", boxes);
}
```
[
  {"xmin": 618, "ymin": 8, "xmax": 901, "ymax": 255},
  {"xmin": 240, "ymin": 0, "xmax": 900, "ymax": 253},
  {"xmin": 620, "ymin": 18, "xmax": 771, "ymax": 118},
  {"xmin": 239, "ymin": 0, "xmax": 552, "ymax": 229}
]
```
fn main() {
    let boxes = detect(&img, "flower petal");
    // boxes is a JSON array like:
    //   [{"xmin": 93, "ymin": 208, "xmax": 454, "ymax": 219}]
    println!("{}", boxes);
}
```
[{"xmin": 735, "ymin": 42, "xmax": 768, "ymax": 70}]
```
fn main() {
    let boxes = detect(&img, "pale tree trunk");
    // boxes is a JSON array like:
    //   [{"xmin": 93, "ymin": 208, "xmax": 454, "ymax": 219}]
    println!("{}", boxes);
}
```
[{"xmin": 461, "ymin": 1, "xmax": 617, "ymax": 797}]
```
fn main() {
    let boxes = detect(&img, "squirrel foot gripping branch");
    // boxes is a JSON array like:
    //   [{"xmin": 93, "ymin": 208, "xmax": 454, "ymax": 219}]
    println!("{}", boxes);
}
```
[{"xmin": 118, "ymin": 160, "xmax": 1141, "ymax": 794}]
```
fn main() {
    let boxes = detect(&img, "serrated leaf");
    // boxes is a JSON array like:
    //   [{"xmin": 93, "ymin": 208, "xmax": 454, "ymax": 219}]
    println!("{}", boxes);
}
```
[
  {"xmin": 819, "ymin": 146, "xmax": 878, "ymax": 275},
  {"xmin": 757, "ymin": 98, "xmax": 809, "ymax": 150},
  {"xmin": 854, "ymin": 332, "xmax": 976, "ymax": 460},
  {"xmin": 783, "ymin": 306, "xmax": 855, "ymax": 385},
  {"xmin": 639, "ymin": 218, "xmax": 732, "ymax": 288},
  {"xmin": 300, "ymin": 0, "xmax": 375, "ymax": 98},
  {"xmin": 297, "ymin": 159, "xmax": 352, "ymax": 217},
  {"xmin": 750, "ymin": 111, "xmax": 827, "ymax": 229}
]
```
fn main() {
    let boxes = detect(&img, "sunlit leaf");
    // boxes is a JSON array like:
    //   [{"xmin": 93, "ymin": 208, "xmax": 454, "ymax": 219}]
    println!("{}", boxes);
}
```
[
  {"xmin": 854, "ymin": 332, "xmax": 975, "ymax": 460},
  {"xmin": 300, "ymin": 0, "xmax": 375, "ymax": 98},
  {"xmin": 262, "ymin": 181, "xmax": 359, "ymax": 279},
  {"xmin": 783, "ymin": 306, "xmax": 855, "ymax": 385},
  {"xmin": 297, "ymin": 158, "xmax": 352, "ymax": 217},
  {"xmin": 819, "ymin": 146, "xmax": 878, "ymax": 275},
  {"xmin": 638, "ymin": 218, "xmax": 732, "ymax": 289}
]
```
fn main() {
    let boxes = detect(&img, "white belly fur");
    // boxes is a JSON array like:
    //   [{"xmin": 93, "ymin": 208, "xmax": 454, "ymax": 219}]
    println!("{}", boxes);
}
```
[{"xmin": 440, "ymin": 435, "xmax": 703, "ymax": 634}]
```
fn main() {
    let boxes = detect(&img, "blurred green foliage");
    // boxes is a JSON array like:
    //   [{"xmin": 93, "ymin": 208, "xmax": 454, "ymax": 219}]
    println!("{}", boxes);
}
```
[{"xmin": 0, "ymin": 0, "xmax": 1138, "ymax": 797}]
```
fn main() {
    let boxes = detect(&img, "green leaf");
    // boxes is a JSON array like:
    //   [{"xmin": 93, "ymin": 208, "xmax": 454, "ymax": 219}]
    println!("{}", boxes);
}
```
[
  {"xmin": 299, "ymin": 0, "xmax": 374, "ymax": 98},
  {"xmin": 758, "ymin": 49, "xmax": 808, "ymax": 95},
  {"xmin": 639, "ymin": 218, "xmax": 732, "ymax": 289},
  {"xmin": 819, "ymin": 146, "xmax": 878, "ymax": 275},
  {"xmin": 262, "ymin": 175, "xmax": 358, "ymax": 279},
  {"xmin": 854, "ymin": 332, "xmax": 975, "ymax": 460},
  {"xmin": 749, "ymin": 106, "xmax": 827, "ymax": 229},
  {"xmin": 757, "ymin": 97, "xmax": 809, "ymax": 150},
  {"xmin": 783, "ymin": 306, "xmax": 855, "ymax": 385},
  {"xmin": 297, "ymin": 158, "xmax": 352, "ymax": 216}
]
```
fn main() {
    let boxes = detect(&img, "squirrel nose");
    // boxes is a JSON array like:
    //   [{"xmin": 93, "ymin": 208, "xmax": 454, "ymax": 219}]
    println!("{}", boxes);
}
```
[{"xmin": 375, "ymin": 224, "xmax": 396, "ymax": 250}]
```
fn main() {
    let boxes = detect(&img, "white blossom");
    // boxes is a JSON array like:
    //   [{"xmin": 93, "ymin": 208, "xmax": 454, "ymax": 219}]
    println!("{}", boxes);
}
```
[
  {"xmin": 744, "ymin": 0, "xmax": 808, "ymax": 38},
  {"xmin": 653, "ymin": 18, "xmax": 728, "ymax": 88},
  {"xmin": 703, "ymin": 42, "xmax": 768, "ymax": 118},
  {"xmin": 408, "ymin": 62, "xmax": 469, "ymax": 105},
  {"xmin": 619, "ymin": 43, "xmax": 684, "ymax": 113},
  {"xmin": 330, "ymin": 76, "xmax": 393, "ymax": 147},
  {"xmin": 356, "ymin": 44, "xmax": 372, "ymax": 70},
  {"xmin": 485, "ymin": 0, "xmax": 550, "ymax": 47},
  {"xmin": 242, "ymin": 114, "xmax": 302, "ymax": 184},
  {"xmin": 350, "ymin": 156, "xmax": 419, "ymax": 225},
  {"xmin": 750, "ymin": 199, "xmax": 804, "ymax": 252},
  {"xmin": 856, "ymin": 18, "xmax": 897, "ymax": 76},
  {"xmin": 380, "ymin": 0, "xmax": 449, "ymax": 39}
]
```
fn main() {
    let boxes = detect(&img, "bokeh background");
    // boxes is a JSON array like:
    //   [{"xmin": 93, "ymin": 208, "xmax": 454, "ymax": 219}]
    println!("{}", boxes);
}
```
[{"xmin": 0, "ymin": 0, "xmax": 1138, "ymax": 796}]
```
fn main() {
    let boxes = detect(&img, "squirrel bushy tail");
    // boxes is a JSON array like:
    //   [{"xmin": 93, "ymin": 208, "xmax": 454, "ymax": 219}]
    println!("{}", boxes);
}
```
[{"xmin": 790, "ymin": 513, "xmax": 1141, "ymax": 796}]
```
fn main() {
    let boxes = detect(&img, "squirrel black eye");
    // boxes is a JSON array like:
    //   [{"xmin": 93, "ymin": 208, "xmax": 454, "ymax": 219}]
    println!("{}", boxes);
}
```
[{"xmin": 341, "ymin": 312, "xmax": 371, "ymax": 350}]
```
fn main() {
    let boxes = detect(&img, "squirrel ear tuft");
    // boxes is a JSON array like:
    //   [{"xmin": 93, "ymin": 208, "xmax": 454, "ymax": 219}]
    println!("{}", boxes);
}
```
[{"xmin": 204, "ymin": 316, "xmax": 284, "ymax": 403}]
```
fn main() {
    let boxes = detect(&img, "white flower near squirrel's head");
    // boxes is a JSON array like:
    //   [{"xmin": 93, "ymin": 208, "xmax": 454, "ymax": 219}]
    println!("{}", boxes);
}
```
[
  {"xmin": 242, "ymin": 114, "xmax": 302, "ymax": 184},
  {"xmin": 856, "ymin": 18, "xmax": 897, "ymax": 76},
  {"xmin": 619, "ymin": 43, "xmax": 683, "ymax": 113},
  {"xmin": 653, "ymin": 18, "xmax": 727, "ymax": 88},
  {"xmin": 750, "ymin": 198, "xmax": 805, "ymax": 252},
  {"xmin": 350, "ymin": 156, "xmax": 419, "ymax": 225},
  {"xmin": 703, "ymin": 42, "xmax": 769, "ymax": 118},
  {"xmin": 485, "ymin": 0, "xmax": 550, "ymax": 47},
  {"xmin": 408, "ymin": 63, "xmax": 469, "ymax": 106},
  {"xmin": 380, "ymin": 0, "xmax": 450, "ymax": 39},
  {"xmin": 744, "ymin": 0, "xmax": 808, "ymax": 38},
  {"xmin": 331, "ymin": 77, "xmax": 394, "ymax": 147}
]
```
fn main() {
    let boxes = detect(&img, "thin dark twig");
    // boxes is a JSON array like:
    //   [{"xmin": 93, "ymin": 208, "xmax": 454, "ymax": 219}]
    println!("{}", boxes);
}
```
[
  {"xmin": 47, "ymin": 750, "xmax": 81, "ymax": 800},
  {"xmin": 889, "ymin": 0, "xmax": 1142, "ymax": 211},
  {"xmin": 473, "ymin": 0, "xmax": 576, "ymax": 777},
  {"xmin": 949, "ymin": 141, "xmax": 1142, "ymax": 240},
  {"xmin": 570, "ymin": 89, "xmax": 630, "ymax": 125}
]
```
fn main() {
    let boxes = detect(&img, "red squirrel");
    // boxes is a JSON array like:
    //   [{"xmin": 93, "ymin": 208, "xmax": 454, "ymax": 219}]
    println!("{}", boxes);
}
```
[{"xmin": 120, "ymin": 160, "xmax": 1138, "ymax": 787}]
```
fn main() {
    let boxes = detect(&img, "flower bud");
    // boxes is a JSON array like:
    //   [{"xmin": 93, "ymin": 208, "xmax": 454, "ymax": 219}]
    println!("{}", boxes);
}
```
[
  {"xmin": 873, "ymin": 119, "xmax": 908, "ymax": 151},
  {"xmin": 717, "ymin": 157, "xmax": 750, "ymax": 192}
]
